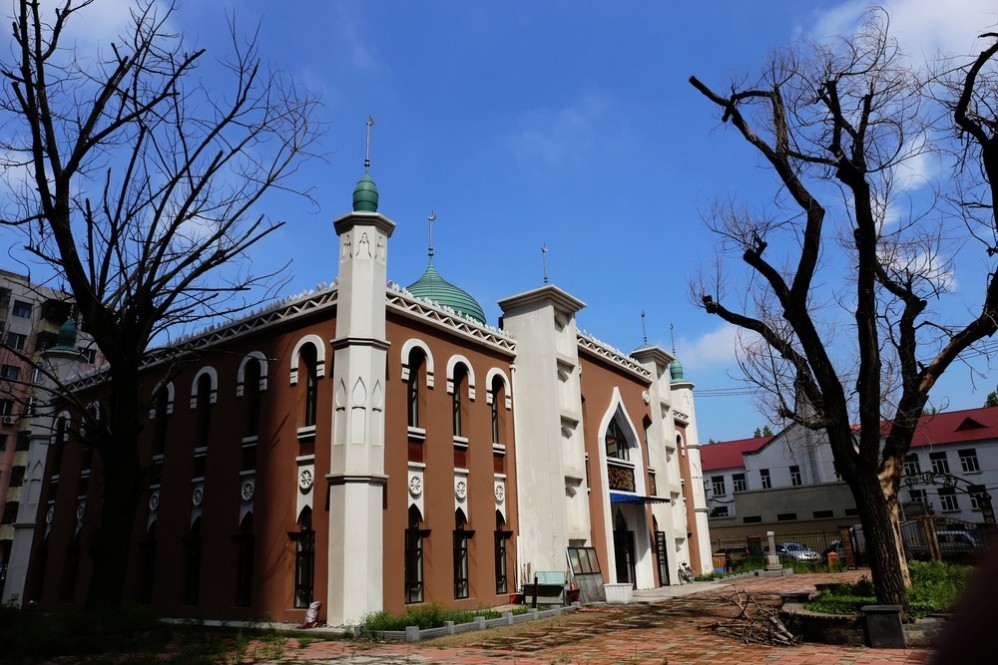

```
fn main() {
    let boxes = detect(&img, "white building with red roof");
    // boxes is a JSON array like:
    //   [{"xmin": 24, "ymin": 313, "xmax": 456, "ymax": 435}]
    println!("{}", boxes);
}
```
[{"xmin": 701, "ymin": 406, "xmax": 998, "ymax": 544}]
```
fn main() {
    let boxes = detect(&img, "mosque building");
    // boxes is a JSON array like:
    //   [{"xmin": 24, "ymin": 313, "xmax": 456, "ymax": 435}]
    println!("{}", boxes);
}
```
[{"xmin": 1, "ymin": 161, "xmax": 711, "ymax": 625}]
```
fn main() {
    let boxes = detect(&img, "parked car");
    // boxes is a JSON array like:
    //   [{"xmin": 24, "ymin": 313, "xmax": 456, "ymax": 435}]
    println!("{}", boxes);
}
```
[
  {"xmin": 765, "ymin": 542, "xmax": 820, "ymax": 562},
  {"xmin": 907, "ymin": 529, "xmax": 983, "ymax": 562}
]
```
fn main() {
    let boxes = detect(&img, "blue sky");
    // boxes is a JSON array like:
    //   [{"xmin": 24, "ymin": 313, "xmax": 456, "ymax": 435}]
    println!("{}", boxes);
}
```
[{"xmin": 4, "ymin": 0, "xmax": 998, "ymax": 442}]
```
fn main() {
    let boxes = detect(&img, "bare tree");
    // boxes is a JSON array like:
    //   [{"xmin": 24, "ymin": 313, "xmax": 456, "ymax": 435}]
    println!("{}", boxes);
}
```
[
  {"xmin": 690, "ymin": 10, "xmax": 998, "ymax": 613},
  {"xmin": 0, "ymin": 0, "xmax": 318, "ymax": 606}
]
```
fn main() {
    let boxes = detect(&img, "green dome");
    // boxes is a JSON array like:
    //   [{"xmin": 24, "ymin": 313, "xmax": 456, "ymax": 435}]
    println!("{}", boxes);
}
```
[
  {"xmin": 55, "ymin": 317, "xmax": 78, "ymax": 349},
  {"xmin": 352, "ymin": 172, "xmax": 379, "ymax": 212},
  {"xmin": 670, "ymin": 358, "xmax": 685, "ymax": 383},
  {"xmin": 406, "ymin": 263, "xmax": 487, "ymax": 324}
]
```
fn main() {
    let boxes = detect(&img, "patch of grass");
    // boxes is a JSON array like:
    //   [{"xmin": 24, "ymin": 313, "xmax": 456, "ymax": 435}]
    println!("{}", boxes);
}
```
[
  {"xmin": 361, "ymin": 603, "xmax": 530, "ymax": 632},
  {"xmin": 0, "ymin": 604, "xmax": 170, "ymax": 660},
  {"xmin": 805, "ymin": 561, "xmax": 971, "ymax": 618}
]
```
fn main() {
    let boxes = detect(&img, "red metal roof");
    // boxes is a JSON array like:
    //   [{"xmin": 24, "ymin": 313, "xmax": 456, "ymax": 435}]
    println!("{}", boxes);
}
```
[
  {"xmin": 702, "ymin": 406, "xmax": 998, "ymax": 472},
  {"xmin": 700, "ymin": 436, "xmax": 772, "ymax": 471},
  {"xmin": 907, "ymin": 406, "xmax": 998, "ymax": 448}
]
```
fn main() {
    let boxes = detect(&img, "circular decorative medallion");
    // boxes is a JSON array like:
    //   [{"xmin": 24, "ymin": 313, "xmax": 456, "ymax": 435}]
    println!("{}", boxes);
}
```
[
  {"xmin": 408, "ymin": 475, "xmax": 422, "ymax": 497},
  {"xmin": 455, "ymin": 480, "xmax": 467, "ymax": 500},
  {"xmin": 299, "ymin": 469, "xmax": 313, "ymax": 492},
  {"xmin": 241, "ymin": 480, "xmax": 255, "ymax": 501},
  {"xmin": 148, "ymin": 491, "xmax": 160, "ymax": 511},
  {"xmin": 192, "ymin": 486, "xmax": 204, "ymax": 507},
  {"xmin": 494, "ymin": 484, "xmax": 505, "ymax": 503},
  {"xmin": 46, "ymin": 506, "xmax": 54, "ymax": 524},
  {"xmin": 76, "ymin": 502, "xmax": 86, "ymax": 520}
]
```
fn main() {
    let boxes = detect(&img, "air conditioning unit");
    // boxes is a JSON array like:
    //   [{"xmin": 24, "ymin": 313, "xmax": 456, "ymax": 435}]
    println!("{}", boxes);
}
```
[{"xmin": 2, "ymin": 416, "xmax": 15, "ymax": 426}]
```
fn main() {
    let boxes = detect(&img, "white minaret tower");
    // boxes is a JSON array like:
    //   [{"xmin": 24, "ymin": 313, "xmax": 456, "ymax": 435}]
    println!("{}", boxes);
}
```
[{"xmin": 327, "ymin": 117, "xmax": 396, "ymax": 625}]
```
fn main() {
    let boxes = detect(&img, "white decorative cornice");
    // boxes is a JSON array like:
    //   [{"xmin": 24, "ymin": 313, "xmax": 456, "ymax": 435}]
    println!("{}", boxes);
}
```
[
  {"xmin": 576, "ymin": 332, "xmax": 652, "ymax": 382},
  {"xmin": 67, "ymin": 282, "xmax": 340, "ymax": 390},
  {"xmin": 387, "ymin": 283, "xmax": 516, "ymax": 356}
]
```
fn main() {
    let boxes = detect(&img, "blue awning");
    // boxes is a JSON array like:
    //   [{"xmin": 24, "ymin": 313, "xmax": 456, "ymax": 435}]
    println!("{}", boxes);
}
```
[{"xmin": 609, "ymin": 492, "xmax": 670, "ymax": 504}]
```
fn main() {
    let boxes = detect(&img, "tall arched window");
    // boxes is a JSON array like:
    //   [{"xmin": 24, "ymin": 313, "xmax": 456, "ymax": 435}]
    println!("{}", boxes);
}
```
[
  {"xmin": 50, "ymin": 415, "xmax": 68, "ymax": 475},
  {"xmin": 235, "ymin": 513, "xmax": 254, "ymax": 607},
  {"xmin": 299, "ymin": 344, "xmax": 318, "ymax": 428},
  {"xmin": 294, "ymin": 508, "xmax": 315, "ymax": 608},
  {"xmin": 185, "ymin": 518, "xmax": 202, "ymax": 605},
  {"xmin": 452, "ymin": 364, "xmax": 468, "ymax": 439},
  {"xmin": 405, "ymin": 506, "xmax": 426, "ymax": 603},
  {"xmin": 196, "ymin": 374, "xmax": 213, "ymax": 446},
  {"xmin": 605, "ymin": 419, "xmax": 630, "ymax": 461},
  {"xmin": 140, "ymin": 521, "xmax": 157, "ymax": 605},
  {"xmin": 244, "ymin": 358, "xmax": 262, "ymax": 437},
  {"xmin": 490, "ymin": 375, "xmax": 506, "ymax": 444},
  {"xmin": 453, "ymin": 509, "xmax": 471, "ymax": 599},
  {"xmin": 407, "ymin": 349, "xmax": 426, "ymax": 430},
  {"xmin": 153, "ymin": 386, "xmax": 170, "ymax": 457},
  {"xmin": 494, "ymin": 511, "xmax": 510, "ymax": 594}
]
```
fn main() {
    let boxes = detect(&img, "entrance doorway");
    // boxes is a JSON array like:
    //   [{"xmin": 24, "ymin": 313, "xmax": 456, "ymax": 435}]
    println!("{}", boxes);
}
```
[{"xmin": 613, "ymin": 510, "xmax": 636, "ymax": 587}]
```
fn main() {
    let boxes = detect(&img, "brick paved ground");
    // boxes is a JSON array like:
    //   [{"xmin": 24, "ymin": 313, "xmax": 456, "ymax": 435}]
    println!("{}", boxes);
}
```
[{"xmin": 275, "ymin": 571, "xmax": 931, "ymax": 664}]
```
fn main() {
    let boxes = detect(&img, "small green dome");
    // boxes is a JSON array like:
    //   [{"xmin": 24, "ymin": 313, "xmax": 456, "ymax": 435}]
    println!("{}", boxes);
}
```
[
  {"xmin": 55, "ymin": 317, "xmax": 78, "ymax": 349},
  {"xmin": 352, "ymin": 172, "xmax": 379, "ymax": 212},
  {"xmin": 406, "ymin": 264, "xmax": 487, "ymax": 324},
  {"xmin": 670, "ymin": 358, "xmax": 685, "ymax": 383}
]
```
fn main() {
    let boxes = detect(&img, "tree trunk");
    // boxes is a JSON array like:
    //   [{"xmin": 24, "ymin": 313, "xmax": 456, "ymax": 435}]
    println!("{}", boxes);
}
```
[
  {"xmin": 852, "ymin": 472, "xmax": 911, "ymax": 615},
  {"xmin": 86, "ymin": 364, "xmax": 147, "ymax": 608}
]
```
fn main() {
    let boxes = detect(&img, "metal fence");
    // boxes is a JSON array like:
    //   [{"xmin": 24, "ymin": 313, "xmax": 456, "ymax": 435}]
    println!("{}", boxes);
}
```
[{"xmin": 711, "ymin": 516, "xmax": 997, "ymax": 570}]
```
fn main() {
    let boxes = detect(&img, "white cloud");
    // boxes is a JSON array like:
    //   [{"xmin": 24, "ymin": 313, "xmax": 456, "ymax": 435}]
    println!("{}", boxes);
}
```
[
  {"xmin": 810, "ymin": 0, "xmax": 998, "ymax": 60},
  {"xmin": 335, "ymin": 4, "xmax": 380, "ymax": 72},
  {"xmin": 508, "ymin": 91, "xmax": 615, "ymax": 171},
  {"xmin": 678, "ymin": 324, "xmax": 746, "ymax": 371}
]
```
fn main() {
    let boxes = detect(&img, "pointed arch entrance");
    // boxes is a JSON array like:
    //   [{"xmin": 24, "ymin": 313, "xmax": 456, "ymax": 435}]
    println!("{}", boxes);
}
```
[{"xmin": 613, "ymin": 509, "xmax": 637, "ymax": 587}]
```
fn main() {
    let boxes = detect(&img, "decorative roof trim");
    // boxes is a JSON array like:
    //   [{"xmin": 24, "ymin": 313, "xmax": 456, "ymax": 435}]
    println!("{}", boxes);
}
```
[
  {"xmin": 497, "ymin": 284, "xmax": 586, "ymax": 315},
  {"xmin": 68, "ymin": 282, "xmax": 340, "ymax": 391},
  {"xmin": 387, "ymin": 283, "xmax": 515, "ymax": 356},
  {"xmin": 577, "ymin": 332, "xmax": 652, "ymax": 382}
]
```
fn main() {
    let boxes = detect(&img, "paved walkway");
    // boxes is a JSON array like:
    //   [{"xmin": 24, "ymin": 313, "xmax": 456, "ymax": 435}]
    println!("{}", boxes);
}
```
[{"xmin": 273, "ymin": 571, "xmax": 931, "ymax": 664}]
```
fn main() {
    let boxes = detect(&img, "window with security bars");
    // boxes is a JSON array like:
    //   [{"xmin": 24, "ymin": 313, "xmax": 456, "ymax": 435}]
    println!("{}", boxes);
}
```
[
  {"xmin": 930, "ymin": 452, "xmax": 950, "ymax": 474},
  {"xmin": 938, "ymin": 488, "xmax": 959, "ymax": 512},
  {"xmin": 710, "ymin": 476, "xmax": 726, "ymax": 496},
  {"xmin": 790, "ymin": 465, "xmax": 802, "ymax": 486},
  {"xmin": 453, "ymin": 511, "xmax": 470, "ymax": 599},
  {"xmin": 405, "ymin": 506, "xmax": 426, "ymax": 604},
  {"xmin": 959, "ymin": 449, "xmax": 981, "ymax": 473},
  {"xmin": 294, "ymin": 508, "xmax": 315, "ymax": 608}
]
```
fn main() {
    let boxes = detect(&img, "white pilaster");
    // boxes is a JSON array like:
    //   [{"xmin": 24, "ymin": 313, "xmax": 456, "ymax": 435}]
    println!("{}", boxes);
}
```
[
  {"xmin": 498, "ymin": 285, "xmax": 587, "ymax": 579},
  {"xmin": 327, "ymin": 210, "xmax": 394, "ymax": 626}
]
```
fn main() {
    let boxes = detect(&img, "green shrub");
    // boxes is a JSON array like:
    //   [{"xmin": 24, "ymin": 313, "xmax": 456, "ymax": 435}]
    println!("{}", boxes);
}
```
[
  {"xmin": 361, "ymin": 603, "xmax": 529, "ymax": 632},
  {"xmin": 805, "ymin": 562, "xmax": 970, "ymax": 618}
]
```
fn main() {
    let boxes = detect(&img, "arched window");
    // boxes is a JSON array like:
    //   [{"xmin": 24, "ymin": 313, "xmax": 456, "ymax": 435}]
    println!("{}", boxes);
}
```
[
  {"xmin": 152, "ymin": 386, "xmax": 170, "ymax": 457},
  {"xmin": 453, "ymin": 509, "xmax": 471, "ymax": 599},
  {"xmin": 185, "ymin": 518, "xmax": 202, "ymax": 605},
  {"xmin": 243, "ymin": 358, "xmax": 262, "ymax": 437},
  {"xmin": 494, "ymin": 511, "xmax": 510, "ymax": 594},
  {"xmin": 294, "ymin": 508, "xmax": 315, "ymax": 608},
  {"xmin": 490, "ymin": 375, "xmax": 507, "ymax": 444},
  {"xmin": 140, "ymin": 521, "xmax": 157, "ymax": 605},
  {"xmin": 405, "ymin": 506, "xmax": 426, "ymax": 603},
  {"xmin": 235, "ymin": 513, "xmax": 254, "ymax": 607},
  {"xmin": 407, "ymin": 349, "xmax": 426, "ymax": 430},
  {"xmin": 452, "ymin": 364, "xmax": 468, "ymax": 439},
  {"xmin": 196, "ymin": 374, "xmax": 213, "ymax": 446},
  {"xmin": 50, "ymin": 415, "xmax": 68, "ymax": 476},
  {"xmin": 299, "ymin": 344, "xmax": 318, "ymax": 428},
  {"xmin": 606, "ymin": 419, "xmax": 630, "ymax": 461}
]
